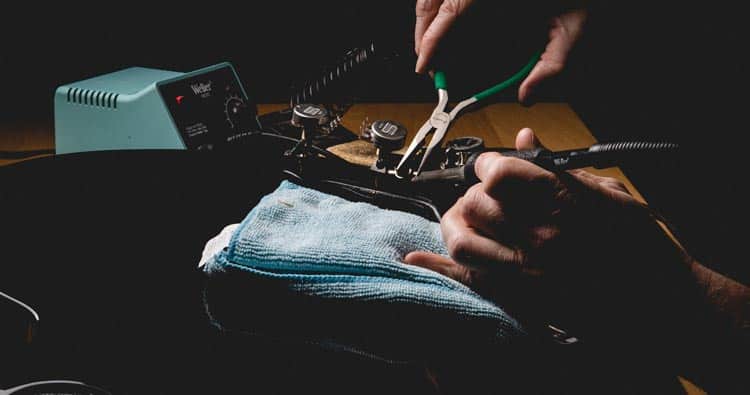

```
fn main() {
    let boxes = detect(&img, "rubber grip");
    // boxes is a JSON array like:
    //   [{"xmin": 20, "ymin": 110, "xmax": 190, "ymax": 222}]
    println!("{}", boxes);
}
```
[{"xmin": 434, "ymin": 71, "xmax": 448, "ymax": 90}]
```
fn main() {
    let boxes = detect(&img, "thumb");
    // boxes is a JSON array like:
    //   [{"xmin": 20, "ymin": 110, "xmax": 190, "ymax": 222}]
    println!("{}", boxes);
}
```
[
  {"xmin": 514, "ymin": 127, "xmax": 547, "ymax": 151},
  {"xmin": 404, "ymin": 251, "xmax": 473, "ymax": 286}
]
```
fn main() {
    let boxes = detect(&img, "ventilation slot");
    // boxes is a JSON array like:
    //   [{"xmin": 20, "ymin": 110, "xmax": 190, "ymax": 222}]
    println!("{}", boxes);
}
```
[{"xmin": 66, "ymin": 88, "xmax": 119, "ymax": 109}]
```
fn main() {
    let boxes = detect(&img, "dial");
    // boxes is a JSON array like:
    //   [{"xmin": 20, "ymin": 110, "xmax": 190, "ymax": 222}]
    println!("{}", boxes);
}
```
[{"xmin": 224, "ymin": 93, "xmax": 247, "ymax": 130}]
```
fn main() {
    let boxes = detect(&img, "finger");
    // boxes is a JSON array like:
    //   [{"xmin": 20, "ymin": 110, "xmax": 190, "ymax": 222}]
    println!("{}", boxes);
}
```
[
  {"xmin": 458, "ymin": 184, "xmax": 511, "ymax": 241},
  {"xmin": 416, "ymin": 0, "xmax": 472, "ymax": 73},
  {"xmin": 568, "ymin": 169, "xmax": 624, "ymax": 191},
  {"xmin": 474, "ymin": 152, "xmax": 557, "ymax": 198},
  {"xmin": 518, "ymin": 56, "xmax": 564, "ymax": 105},
  {"xmin": 567, "ymin": 169, "xmax": 634, "ymax": 203},
  {"xmin": 518, "ymin": 10, "xmax": 586, "ymax": 104},
  {"xmin": 514, "ymin": 127, "xmax": 546, "ymax": 150},
  {"xmin": 403, "ymin": 251, "xmax": 474, "ymax": 285},
  {"xmin": 441, "ymin": 208, "xmax": 524, "ymax": 270},
  {"xmin": 415, "ymin": 0, "xmax": 442, "ymax": 55}
]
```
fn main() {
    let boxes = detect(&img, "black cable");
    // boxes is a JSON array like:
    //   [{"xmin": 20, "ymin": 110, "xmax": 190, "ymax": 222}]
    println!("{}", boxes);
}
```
[
  {"xmin": 289, "ymin": 43, "xmax": 378, "ymax": 107},
  {"xmin": 0, "ymin": 149, "xmax": 55, "ymax": 159}
]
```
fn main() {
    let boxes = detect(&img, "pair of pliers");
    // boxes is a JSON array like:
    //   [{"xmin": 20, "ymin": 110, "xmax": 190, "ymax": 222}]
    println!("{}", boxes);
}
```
[{"xmin": 396, "ymin": 50, "xmax": 542, "ymax": 177}]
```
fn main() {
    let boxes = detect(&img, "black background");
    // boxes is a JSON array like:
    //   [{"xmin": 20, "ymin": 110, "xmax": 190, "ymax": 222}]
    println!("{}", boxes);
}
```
[{"xmin": 1, "ymin": 3, "xmax": 746, "ymax": 279}]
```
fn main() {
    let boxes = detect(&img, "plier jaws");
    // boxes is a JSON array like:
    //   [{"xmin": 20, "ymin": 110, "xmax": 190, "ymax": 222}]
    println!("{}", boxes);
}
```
[
  {"xmin": 393, "ymin": 50, "xmax": 543, "ymax": 179},
  {"xmin": 395, "ymin": 89, "xmax": 452, "ymax": 177}
]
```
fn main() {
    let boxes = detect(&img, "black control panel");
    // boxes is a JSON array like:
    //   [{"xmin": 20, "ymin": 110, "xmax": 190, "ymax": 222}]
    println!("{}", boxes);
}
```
[{"xmin": 158, "ymin": 64, "xmax": 258, "ymax": 150}]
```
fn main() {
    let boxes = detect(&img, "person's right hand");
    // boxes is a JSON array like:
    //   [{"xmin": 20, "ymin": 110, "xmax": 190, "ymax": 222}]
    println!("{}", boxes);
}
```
[
  {"xmin": 405, "ymin": 129, "xmax": 697, "ymax": 341},
  {"xmin": 406, "ymin": 128, "xmax": 644, "ymax": 281},
  {"xmin": 415, "ymin": 1, "xmax": 588, "ymax": 104}
]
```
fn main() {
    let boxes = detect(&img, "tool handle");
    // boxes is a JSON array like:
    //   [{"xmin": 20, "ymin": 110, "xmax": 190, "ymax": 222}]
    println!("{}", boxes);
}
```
[
  {"xmin": 412, "ymin": 149, "xmax": 549, "ymax": 184},
  {"xmin": 482, "ymin": 147, "xmax": 548, "ymax": 163},
  {"xmin": 472, "ymin": 50, "xmax": 542, "ymax": 101},
  {"xmin": 412, "ymin": 142, "xmax": 679, "ymax": 184},
  {"xmin": 462, "ymin": 148, "xmax": 548, "ymax": 184},
  {"xmin": 434, "ymin": 71, "xmax": 448, "ymax": 90}
]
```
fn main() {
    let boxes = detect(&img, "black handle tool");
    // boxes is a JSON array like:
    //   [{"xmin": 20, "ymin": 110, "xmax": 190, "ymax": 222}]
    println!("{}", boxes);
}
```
[{"xmin": 410, "ymin": 142, "xmax": 679, "ymax": 184}]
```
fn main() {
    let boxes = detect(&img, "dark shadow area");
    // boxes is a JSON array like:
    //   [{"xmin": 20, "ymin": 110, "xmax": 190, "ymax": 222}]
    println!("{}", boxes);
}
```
[{"xmin": 566, "ymin": 3, "xmax": 748, "ymax": 284}]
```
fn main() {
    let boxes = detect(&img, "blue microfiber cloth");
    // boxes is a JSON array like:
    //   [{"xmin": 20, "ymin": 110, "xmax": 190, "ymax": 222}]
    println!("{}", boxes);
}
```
[{"xmin": 203, "ymin": 180, "xmax": 525, "ymax": 362}]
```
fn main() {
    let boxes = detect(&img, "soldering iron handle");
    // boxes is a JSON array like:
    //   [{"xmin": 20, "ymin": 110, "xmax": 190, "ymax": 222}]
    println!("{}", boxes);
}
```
[
  {"xmin": 463, "ymin": 148, "xmax": 551, "ymax": 183},
  {"xmin": 485, "ymin": 147, "xmax": 549, "ymax": 164},
  {"xmin": 414, "ymin": 142, "xmax": 678, "ymax": 184}
]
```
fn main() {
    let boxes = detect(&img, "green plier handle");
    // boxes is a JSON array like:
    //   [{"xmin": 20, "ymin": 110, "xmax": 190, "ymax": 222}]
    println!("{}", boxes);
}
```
[{"xmin": 433, "ymin": 49, "xmax": 542, "ymax": 101}]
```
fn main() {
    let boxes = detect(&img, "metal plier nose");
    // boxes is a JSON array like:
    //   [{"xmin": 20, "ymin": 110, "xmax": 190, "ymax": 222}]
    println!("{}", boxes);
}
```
[
  {"xmin": 395, "ymin": 72, "xmax": 460, "ymax": 177},
  {"xmin": 395, "ymin": 50, "xmax": 542, "ymax": 178}
]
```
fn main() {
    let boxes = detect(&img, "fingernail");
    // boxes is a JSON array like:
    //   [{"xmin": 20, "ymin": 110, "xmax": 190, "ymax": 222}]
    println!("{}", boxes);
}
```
[
  {"xmin": 415, "ymin": 54, "xmax": 424, "ymax": 74},
  {"xmin": 519, "ymin": 128, "xmax": 534, "ymax": 144}
]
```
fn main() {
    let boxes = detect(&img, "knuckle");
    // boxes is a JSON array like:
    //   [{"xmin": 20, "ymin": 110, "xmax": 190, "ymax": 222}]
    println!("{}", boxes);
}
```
[
  {"xmin": 416, "ymin": 0, "xmax": 438, "ymax": 14},
  {"xmin": 536, "ymin": 171, "xmax": 559, "ymax": 190},
  {"xmin": 446, "ymin": 232, "xmax": 471, "ymax": 260},
  {"xmin": 528, "ymin": 225, "xmax": 560, "ymax": 249},
  {"xmin": 607, "ymin": 177, "xmax": 627, "ymax": 190},
  {"xmin": 458, "ymin": 267, "xmax": 475, "ymax": 286},
  {"xmin": 549, "ymin": 62, "xmax": 564, "ymax": 75},
  {"xmin": 484, "ymin": 156, "xmax": 514, "ymax": 184},
  {"xmin": 439, "ymin": 0, "xmax": 460, "ymax": 15},
  {"xmin": 461, "ymin": 185, "xmax": 484, "ymax": 209},
  {"xmin": 451, "ymin": 196, "xmax": 469, "ymax": 217},
  {"xmin": 509, "ymin": 248, "xmax": 527, "ymax": 268},
  {"xmin": 538, "ymin": 58, "xmax": 565, "ymax": 76},
  {"xmin": 420, "ymin": 32, "xmax": 438, "ymax": 47}
]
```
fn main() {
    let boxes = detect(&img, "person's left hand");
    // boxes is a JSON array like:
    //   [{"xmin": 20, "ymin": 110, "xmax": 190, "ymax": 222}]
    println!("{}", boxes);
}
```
[{"xmin": 415, "ymin": 0, "xmax": 588, "ymax": 104}]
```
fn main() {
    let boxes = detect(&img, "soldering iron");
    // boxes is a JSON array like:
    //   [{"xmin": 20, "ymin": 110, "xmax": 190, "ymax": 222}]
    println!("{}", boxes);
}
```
[{"xmin": 411, "ymin": 142, "xmax": 680, "ymax": 184}]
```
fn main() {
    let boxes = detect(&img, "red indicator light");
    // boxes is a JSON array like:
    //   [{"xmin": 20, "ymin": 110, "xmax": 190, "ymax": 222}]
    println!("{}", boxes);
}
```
[{"xmin": 176, "ymin": 95, "xmax": 184, "ymax": 104}]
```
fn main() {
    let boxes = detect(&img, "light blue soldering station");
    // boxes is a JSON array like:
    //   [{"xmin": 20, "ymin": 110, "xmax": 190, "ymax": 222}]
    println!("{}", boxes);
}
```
[{"xmin": 54, "ymin": 62, "xmax": 257, "ymax": 154}]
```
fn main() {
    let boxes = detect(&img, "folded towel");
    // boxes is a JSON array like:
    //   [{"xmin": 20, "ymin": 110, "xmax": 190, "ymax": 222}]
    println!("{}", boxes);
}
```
[{"xmin": 203, "ymin": 180, "xmax": 525, "ymax": 362}]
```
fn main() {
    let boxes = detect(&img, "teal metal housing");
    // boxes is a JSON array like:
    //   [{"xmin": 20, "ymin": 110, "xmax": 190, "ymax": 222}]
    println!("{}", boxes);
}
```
[{"xmin": 54, "ymin": 63, "xmax": 239, "ymax": 154}]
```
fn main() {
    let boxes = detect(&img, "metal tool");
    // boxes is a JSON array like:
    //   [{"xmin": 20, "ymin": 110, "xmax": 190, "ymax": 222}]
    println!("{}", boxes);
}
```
[
  {"xmin": 442, "ymin": 136, "xmax": 485, "ymax": 169},
  {"xmin": 395, "ymin": 50, "xmax": 542, "ymax": 177},
  {"xmin": 411, "ymin": 142, "xmax": 680, "ymax": 184}
]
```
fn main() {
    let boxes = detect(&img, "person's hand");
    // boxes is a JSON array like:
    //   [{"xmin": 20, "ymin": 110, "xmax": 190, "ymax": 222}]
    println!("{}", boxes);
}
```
[
  {"xmin": 414, "ymin": 0, "xmax": 588, "ymax": 103},
  {"xmin": 405, "ymin": 128, "xmax": 642, "ymax": 283},
  {"xmin": 404, "ymin": 128, "xmax": 700, "ymax": 343}
]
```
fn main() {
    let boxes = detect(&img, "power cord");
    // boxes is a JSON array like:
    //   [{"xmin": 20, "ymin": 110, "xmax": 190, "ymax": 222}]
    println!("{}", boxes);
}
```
[{"xmin": 0, "ymin": 149, "xmax": 55, "ymax": 159}]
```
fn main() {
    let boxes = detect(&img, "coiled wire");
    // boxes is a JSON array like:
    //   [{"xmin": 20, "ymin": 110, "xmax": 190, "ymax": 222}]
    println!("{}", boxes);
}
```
[
  {"xmin": 289, "ymin": 43, "xmax": 377, "ymax": 107},
  {"xmin": 589, "ymin": 141, "xmax": 679, "ymax": 154}
]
